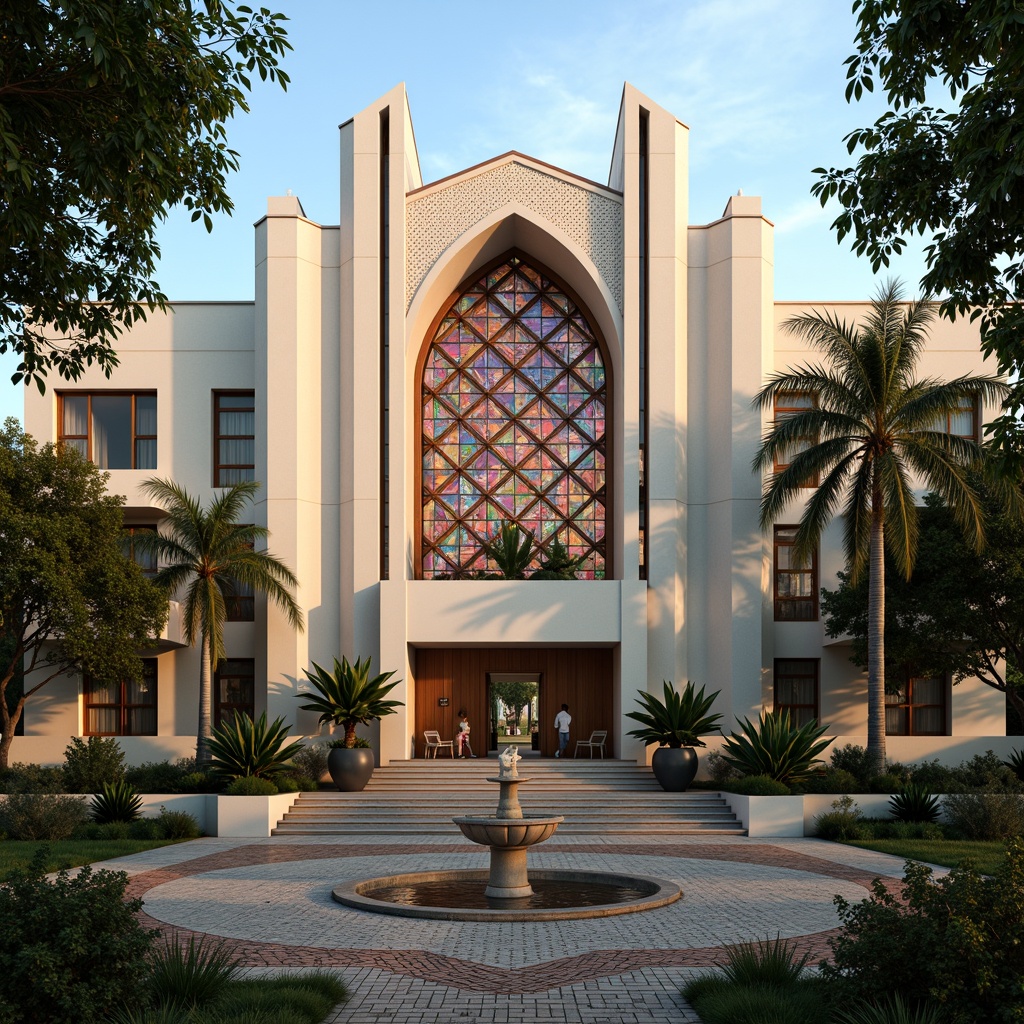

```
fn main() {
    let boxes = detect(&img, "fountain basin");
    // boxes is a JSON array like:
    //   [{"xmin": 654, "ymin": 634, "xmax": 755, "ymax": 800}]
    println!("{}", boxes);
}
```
[
  {"xmin": 453, "ymin": 814, "xmax": 563, "ymax": 848},
  {"xmin": 332, "ymin": 868, "xmax": 682, "ymax": 921}
]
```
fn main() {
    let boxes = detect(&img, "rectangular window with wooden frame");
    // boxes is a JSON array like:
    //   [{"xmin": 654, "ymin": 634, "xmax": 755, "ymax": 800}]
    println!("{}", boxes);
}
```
[
  {"xmin": 774, "ymin": 525, "xmax": 818, "ymax": 621},
  {"xmin": 84, "ymin": 660, "xmax": 157, "ymax": 736},
  {"xmin": 886, "ymin": 670, "xmax": 947, "ymax": 736},
  {"xmin": 774, "ymin": 658, "xmax": 819, "ymax": 727},
  {"xmin": 213, "ymin": 391, "xmax": 255, "ymax": 486},
  {"xmin": 124, "ymin": 525, "xmax": 158, "ymax": 577},
  {"xmin": 59, "ymin": 392, "xmax": 157, "ymax": 469},
  {"xmin": 224, "ymin": 538, "xmax": 254, "ymax": 622},
  {"xmin": 938, "ymin": 395, "xmax": 978, "ymax": 441},
  {"xmin": 773, "ymin": 390, "xmax": 817, "ymax": 486},
  {"xmin": 214, "ymin": 659, "xmax": 254, "ymax": 727}
]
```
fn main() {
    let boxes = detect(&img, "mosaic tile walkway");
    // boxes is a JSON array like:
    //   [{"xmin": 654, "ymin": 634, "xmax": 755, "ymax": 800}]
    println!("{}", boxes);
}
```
[{"xmin": 89, "ymin": 834, "xmax": 920, "ymax": 1023}]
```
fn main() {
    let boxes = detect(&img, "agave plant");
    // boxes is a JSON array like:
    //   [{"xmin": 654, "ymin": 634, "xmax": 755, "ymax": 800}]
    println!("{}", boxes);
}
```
[
  {"xmin": 90, "ymin": 780, "xmax": 143, "ymax": 824},
  {"xmin": 1004, "ymin": 748, "xmax": 1024, "ymax": 783},
  {"xmin": 484, "ymin": 521, "xmax": 535, "ymax": 579},
  {"xmin": 531, "ymin": 537, "xmax": 586, "ymax": 580},
  {"xmin": 207, "ymin": 711, "xmax": 305, "ymax": 781},
  {"xmin": 626, "ymin": 681, "xmax": 723, "ymax": 748},
  {"xmin": 720, "ymin": 710, "xmax": 833, "ymax": 784},
  {"xmin": 297, "ymin": 656, "xmax": 403, "ymax": 748},
  {"xmin": 889, "ymin": 783, "xmax": 942, "ymax": 824}
]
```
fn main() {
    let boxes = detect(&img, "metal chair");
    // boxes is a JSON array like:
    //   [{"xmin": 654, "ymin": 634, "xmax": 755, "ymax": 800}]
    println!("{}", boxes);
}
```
[
  {"xmin": 423, "ymin": 729, "xmax": 455, "ymax": 758},
  {"xmin": 573, "ymin": 730, "xmax": 608, "ymax": 758}
]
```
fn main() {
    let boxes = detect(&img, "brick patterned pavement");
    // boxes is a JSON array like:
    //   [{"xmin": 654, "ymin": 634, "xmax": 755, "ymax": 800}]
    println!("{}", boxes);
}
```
[{"xmin": 90, "ymin": 835, "xmax": 916, "ymax": 1022}]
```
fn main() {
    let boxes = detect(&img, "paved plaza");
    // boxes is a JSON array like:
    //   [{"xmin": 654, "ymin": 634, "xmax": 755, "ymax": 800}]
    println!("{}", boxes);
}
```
[{"xmin": 83, "ymin": 832, "xmax": 926, "ymax": 1023}]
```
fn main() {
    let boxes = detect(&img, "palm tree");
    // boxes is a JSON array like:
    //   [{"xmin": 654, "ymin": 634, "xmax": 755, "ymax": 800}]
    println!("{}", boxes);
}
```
[
  {"xmin": 138, "ymin": 478, "xmax": 304, "ymax": 765},
  {"xmin": 753, "ymin": 282, "xmax": 1008, "ymax": 774}
]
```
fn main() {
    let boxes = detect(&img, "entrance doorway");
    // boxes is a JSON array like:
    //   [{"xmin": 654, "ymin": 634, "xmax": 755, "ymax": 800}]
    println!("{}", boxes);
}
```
[{"xmin": 488, "ymin": 673, "xmax": 540, "ymax": 755}]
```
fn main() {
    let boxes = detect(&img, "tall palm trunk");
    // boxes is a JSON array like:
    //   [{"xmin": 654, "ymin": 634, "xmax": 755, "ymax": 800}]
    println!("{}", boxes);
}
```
[
  {"xmin": 197, "ymin": 630, "xmax": 213, "ymax": 765},
  {"xmin": 867, "ymin": 494, "xmax": 887, "ymax": 776}
]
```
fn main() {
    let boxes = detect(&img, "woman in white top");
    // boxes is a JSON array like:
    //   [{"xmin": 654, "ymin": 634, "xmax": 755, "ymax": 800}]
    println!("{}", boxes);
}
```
[{"xmin": 457, "ymin": 709, "xmax": 476, "ymax": 757}]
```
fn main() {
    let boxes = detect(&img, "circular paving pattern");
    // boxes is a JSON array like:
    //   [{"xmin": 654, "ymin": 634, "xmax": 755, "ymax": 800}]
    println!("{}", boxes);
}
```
[{"xmin": 125, "ymin": 840, "xmax": 897, "ymax": 992}]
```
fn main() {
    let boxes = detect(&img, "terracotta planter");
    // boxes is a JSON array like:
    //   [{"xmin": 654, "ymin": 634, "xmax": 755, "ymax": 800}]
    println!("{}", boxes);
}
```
[
  {"xmin": 651, "ymin": 746, "xmax": 699, "ymax": 792},
  {"xmin": 327, "ymin": 747, "xmax": 375, "ymax": 792}
]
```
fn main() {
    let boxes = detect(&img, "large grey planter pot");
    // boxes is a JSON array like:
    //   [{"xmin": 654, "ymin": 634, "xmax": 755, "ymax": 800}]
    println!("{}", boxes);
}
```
[
  {"xmin": 328, "ymin": 747, "xmax": 375, "ymax": 792},
  {"xmin": 651, "ymin": 746, "xmax": 699, "ymax": 792}
]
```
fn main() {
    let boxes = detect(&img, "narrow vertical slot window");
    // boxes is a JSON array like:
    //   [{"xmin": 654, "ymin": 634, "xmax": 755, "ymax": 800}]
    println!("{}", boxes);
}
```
[
  {"xmin": 380, "ymin": 107, "xmax": 391, "ymax": 580},
  {"xmin": 638, "ymin": 108, "xmax": 650, "ymax": 580}
]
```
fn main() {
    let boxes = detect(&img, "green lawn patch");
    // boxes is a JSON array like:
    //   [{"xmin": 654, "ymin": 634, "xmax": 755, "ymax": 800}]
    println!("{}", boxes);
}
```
[
  {"xmin": 844, "ymin": 837, "xmax": 1007, "ymax": 875},
  {"xmin": 0, "ymin": 839, "xmax": 184, "ymax": 879}
]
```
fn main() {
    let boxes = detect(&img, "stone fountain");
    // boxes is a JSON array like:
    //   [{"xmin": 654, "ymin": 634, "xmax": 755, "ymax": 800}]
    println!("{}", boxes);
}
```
[
  {"xmin": 332, "ymin": 745, "xmax": 682, "ymax": 921},
  {"xmin": 452, "ymin": 745, "xmax": 563, "ymax": 898}
]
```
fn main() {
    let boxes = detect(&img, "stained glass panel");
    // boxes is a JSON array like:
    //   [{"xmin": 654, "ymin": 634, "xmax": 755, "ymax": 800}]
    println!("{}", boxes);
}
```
[{"xmin": 421, "ymin": 254, "xmax": 607, "ymax": 578}]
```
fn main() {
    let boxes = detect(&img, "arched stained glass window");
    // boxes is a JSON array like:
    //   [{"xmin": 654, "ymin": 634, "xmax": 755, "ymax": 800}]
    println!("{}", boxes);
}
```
[{"xmin": 421, "ymin": 254, "xmax": 607, "ymax": 579}]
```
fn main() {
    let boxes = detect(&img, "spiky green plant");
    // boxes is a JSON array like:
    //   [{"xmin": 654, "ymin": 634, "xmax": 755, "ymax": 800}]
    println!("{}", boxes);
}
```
[
  {"xmin": 1004, "ymin": 748, "xmax": 1024, "ymax": 783},
  {"xmin": 832, "ymin": 994, "xmax": 945, "ymax": 1024},
  {"xmin": 720, "ymin": 934, "xmax": 811, "ymax": 988},
  {"xmin": 147, "ymin": 934, "xmax": 239, "ymax": 1010},
  {"xmin": 90, "ymin": 780, "xmax": 143, "ymax": 824},
  {"xmin": 297, "ymin": 656, "xmax": 403, "ymax": 748},
  {"xmin": 889, "ymin": 783, "xmax": 941, "ymax": 823},
  {"xmin": 625, "ymin": 681, "xmax": 723, "ymax": 748},
  {"xmin": 720, "ymin": 710, "xmax": 833, "ymax": 784},
  {"xmin": 484, "ymin": 521, "xmax": 535, "ymax": 578},
  {"xmin": 531, "ymin": 536, "xmax": 586, "ymax": 579},
  {"xmin": 207, "ymin": 711, "xmax": 305, "ymax": 780}
]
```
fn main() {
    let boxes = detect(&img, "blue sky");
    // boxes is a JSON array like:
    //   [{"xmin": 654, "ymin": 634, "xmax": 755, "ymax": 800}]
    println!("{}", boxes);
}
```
[{"xmin": 0, "ymin": 0, "xmax": 932, "ymax": 423}]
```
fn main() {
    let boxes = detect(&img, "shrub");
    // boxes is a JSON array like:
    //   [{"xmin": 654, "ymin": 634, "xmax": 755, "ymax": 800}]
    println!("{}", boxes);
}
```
[
  {"xmin": 224, "ymin": 775, "xmax": 278, "ymax": 796},
  {"xmin": 63, "ymin": 736, "xmax": 126, "ymax": 793},
  {"xmin": 274, "ymin": 774, "xmax": 301, "ymax": 793},
  {"xmin": 127, "ymin": 818, "xmax": 163, "ymax": 840},
  {"xmin": 943, "ymin": 787, "xmax": 1024, "ymax": 840},
  {"xmin": 148, "ymin": 934, "xmax": 239, "ymax": 1010},
  {"xmin": 867, "ymin": 773, "xmax": 904, "ymax": 793},
  {"xmin": 0, "ymin": 853, "xmax": 157, "ymax": 1024},
  {"xmin": 906, "ymin": 758, "xmax": 955, "ymax": 791},
  {"xmin": 291, "ymin": 743, "xmax": 329, "ymax": 784},
  {"xmin": 208, "ymin": 711, "xmax": 305, "ymax": 781},
  {"xmin": 814, "ymin": 795, "xmax": 864, "ymax": 841},
  {"xmin": 889, "ymin": 783, "xmax": 941, "ymax": 824},
  {"xmin": 124, "ymin": 758, "xmax": 197, "ymax": 794},
  {"xmin": 0, "ymin": 792, "xmax": 88, "ymax": 840},
  {"xmin": 327, "ymin": 736, "xmax": 370, "ymax": 748},
  {"xmin": 0, "ymin": 762, "xmax": 65, "ymax": 794},
  {"xmin": 821, "ymin": 839, "xmax": 1024, "ymax": 1023},
  {"xmin": 863, "ymin": 819, "xmax": 944, "ymax": 841},
  {"xmin": 794, "ymin": 768, "xmax": 860, "ymax": 794},
  {"xmin": 720, "ymin": 934, "xmax": 811, "ymax": 987},
  {"xmin": 721, "ymin": 775, "xmax": 791, "ymax": 796},
  {"xmin": 178, "ymin": 771, "xmax": 218, "ymax": 793},
  {"xmin": 703, "ymin": 749, "xmax": 740, "ymax": 784},
  {"xmin": 153, "ymin": 807, "xmax": 202, "ymax": 839},
  {"xmin": 832, "ymin": 994, "xmax": 945, "ymax": 1024},
  {"xmin": 719, "ymin": 710, "xmax": 833, "ymax": 784},
  {"xmin": 830, "ymin": 743, "xmax": 873, "ymax": 784},
  {"xmin": 91, "ymin": 780, "xmax": 144, "ymax": 824}
]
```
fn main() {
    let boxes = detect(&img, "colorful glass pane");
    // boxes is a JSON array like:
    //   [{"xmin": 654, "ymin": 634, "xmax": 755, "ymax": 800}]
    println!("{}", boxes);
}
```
[{"xmin": 421, "ymin": 254, "xmax": 607, "ymax": 577}]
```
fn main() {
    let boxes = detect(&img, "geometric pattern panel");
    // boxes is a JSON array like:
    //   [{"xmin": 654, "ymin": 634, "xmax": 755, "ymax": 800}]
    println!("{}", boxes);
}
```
[{"xmin": 422, "ymin": 254, "xmax": 607, "ymax": 578}]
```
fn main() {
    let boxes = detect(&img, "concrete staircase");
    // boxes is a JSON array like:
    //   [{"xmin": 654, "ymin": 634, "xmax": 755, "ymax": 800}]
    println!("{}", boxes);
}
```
[{"xmin": 271, "ymin": 759, "xmax": 745, "ymax": 836}]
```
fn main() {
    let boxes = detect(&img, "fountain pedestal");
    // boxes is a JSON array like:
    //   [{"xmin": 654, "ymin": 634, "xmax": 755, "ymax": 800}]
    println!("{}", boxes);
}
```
[{"xmin": 453, "ymin": 757, "xmax": 563, "ymax": 899}]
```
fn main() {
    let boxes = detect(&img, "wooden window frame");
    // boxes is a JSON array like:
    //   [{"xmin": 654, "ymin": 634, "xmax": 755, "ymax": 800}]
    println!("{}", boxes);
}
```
[
  {"xmin": 213, "ymin": 390, "xmax": 256, "ymax": 487},
  {"xmin": 58, "ymin": 391, "xmax": 157, "ymax": 469},
  {"xmin": 773, "ymin": 525, "xmax": 818, "ymax": 621},
  {"xmin": 941, "ymin": 395, "xmax": 979, "ymax": 441},
  {"xmin": 772, "ymin": 390, "xmax": 818, "ymax": 486},
  {"xmin": 124, "ymin": 524, "xmax": 158, "ymax": 578},
  {"xmin": 84, "ymin": 660, "xmax": 158, "ymax": 736},
  {"xmin": 214, "ymin": 658, "xmax": 255, "ymax": 727},
  {"xmin": 773, "ymin": 658, "xmax": 819, "ymax": 725},
  {"xmin": 886, "ymin": 669, "xmax": 948, "ymax": 736}
]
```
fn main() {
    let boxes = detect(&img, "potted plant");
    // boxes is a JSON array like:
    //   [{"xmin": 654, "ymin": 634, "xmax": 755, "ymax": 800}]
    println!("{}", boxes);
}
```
[
  {"xmin": 296, "ymin": 656, "xmax": 403, "ymax": 792},
  {"xmin": 626, "ymin": 681, "xmax": 723, "ymax": 792}
]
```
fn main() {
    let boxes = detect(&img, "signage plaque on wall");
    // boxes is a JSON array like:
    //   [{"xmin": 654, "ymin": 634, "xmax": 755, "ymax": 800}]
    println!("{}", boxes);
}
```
[{"xmin": 438, "ymin": 697, "xmax": 450, "ymax": 707}]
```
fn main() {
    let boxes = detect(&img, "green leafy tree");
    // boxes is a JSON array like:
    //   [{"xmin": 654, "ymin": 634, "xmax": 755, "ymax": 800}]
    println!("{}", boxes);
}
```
[
  {"xmin": 0, "ymin": 1, "xmax": 290, "ymax": 388},
  {"xmin": 490, "ymin": 680, "xmax": 538, "ymax": 733},
  {"xmin": 823, "ymin": 483, "xmax": 1024, "ymax": 729},
  {"xmin": 812, "ymin": 0, "xmax": 1024, "ymax": 461},
  {"xmin": 753, "ymin": 283, "xmax": 1006, "ymax": 773},
  {"xmin": 0, "ymin": 419, "xmax": 167, "ymax": 769},
  {"xmin": 137, "ymin": 478, "xmax": 303, "ymax": 765}
]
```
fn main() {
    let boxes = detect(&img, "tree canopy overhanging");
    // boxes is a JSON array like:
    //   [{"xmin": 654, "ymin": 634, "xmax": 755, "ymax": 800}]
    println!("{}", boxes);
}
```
[
  {"xmin": 0, "ymin": 1, "xmax": 290, "ymax": 390},
  {"xmin": 813, "ymin": 0, "xmax": 1024, "ymax": 462},
  {"xmin": 0, "ymin": 418, "xmax": 169, "ymax": 769}
]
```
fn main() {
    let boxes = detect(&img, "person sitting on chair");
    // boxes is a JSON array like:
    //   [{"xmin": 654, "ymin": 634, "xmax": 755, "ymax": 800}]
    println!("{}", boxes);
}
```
[{"xmin": 456, "ymin": 709, "xmax": 476, "ymax": 758}]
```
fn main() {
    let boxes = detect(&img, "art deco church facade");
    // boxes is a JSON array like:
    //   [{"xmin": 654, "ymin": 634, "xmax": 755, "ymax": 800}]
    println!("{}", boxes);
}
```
[{"xmin": 21, "ymin": 85, "xmax": 1010, "ymax": 766}]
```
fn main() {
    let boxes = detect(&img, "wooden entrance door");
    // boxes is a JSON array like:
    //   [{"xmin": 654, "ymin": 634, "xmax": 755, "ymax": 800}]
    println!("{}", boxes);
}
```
[{"xmin": 413, "ymin": 648, "xmax": 613, "ymax": 758}]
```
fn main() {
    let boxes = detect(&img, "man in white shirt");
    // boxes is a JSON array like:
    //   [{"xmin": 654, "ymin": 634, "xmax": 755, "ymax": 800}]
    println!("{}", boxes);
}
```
[{"xmin": 554, "ymin": 704, "xmax": 571, "ymax": 758}]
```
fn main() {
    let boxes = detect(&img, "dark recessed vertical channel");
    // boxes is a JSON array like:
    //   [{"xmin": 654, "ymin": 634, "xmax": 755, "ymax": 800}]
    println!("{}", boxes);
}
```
[
  {"xmin": 379, "ymin": 109, "xmax": 390, "ymax": 580},
  {"xmin": 638, "ymin": 109, "xmax": 650, "ymax": 581}
]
